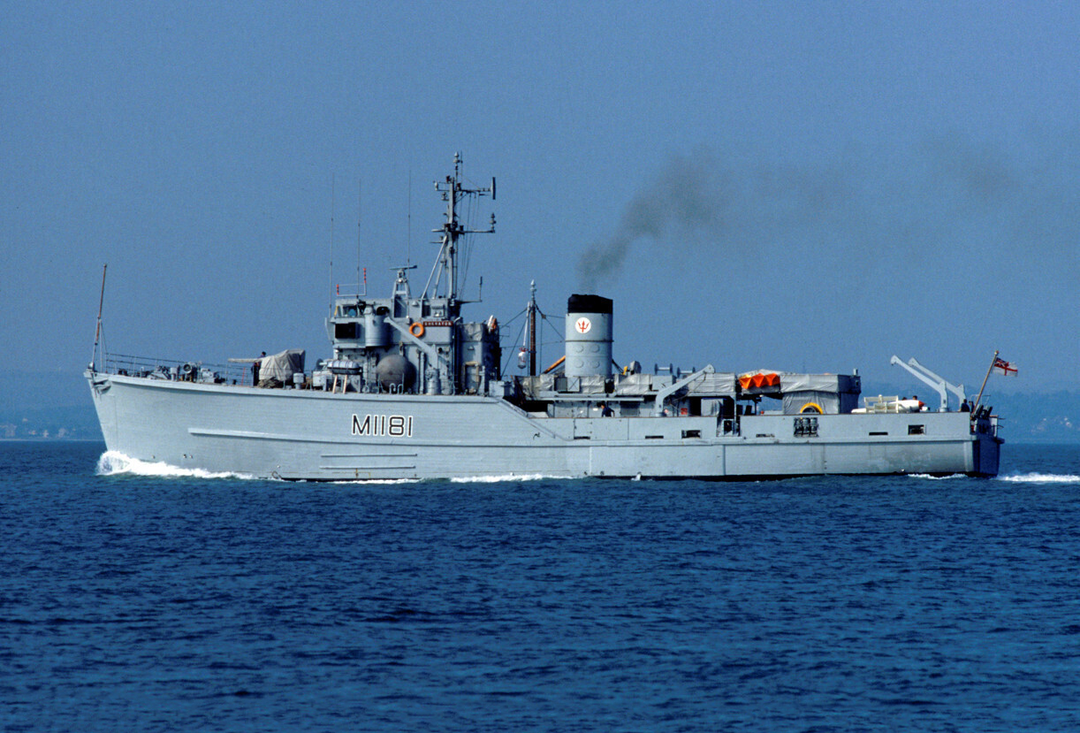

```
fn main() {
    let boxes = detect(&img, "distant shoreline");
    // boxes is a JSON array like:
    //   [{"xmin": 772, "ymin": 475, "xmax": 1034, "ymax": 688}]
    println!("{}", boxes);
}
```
[{"xmin": 0, "ymin": 438, "xmax": 106, "ymax": 444}]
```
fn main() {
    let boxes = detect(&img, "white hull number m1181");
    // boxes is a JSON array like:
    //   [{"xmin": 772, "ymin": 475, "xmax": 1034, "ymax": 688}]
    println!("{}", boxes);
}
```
[{"xmin": 352, "ymin": 414, "xmax": 414, "ymax": 438}]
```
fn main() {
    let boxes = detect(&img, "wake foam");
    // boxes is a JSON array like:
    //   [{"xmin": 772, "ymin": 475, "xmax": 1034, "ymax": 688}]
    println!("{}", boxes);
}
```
[
  {"xmin": 908, "ymin": 473, "xmax": 967, "ymax": 480},
  {"xmin": 999, "ymin": 473, "xmax": 1080, "ymax": 484},
  {"xmin": 450, "ymin": 474, "xmax": 555, "ymax": 484},
  {"xmin": 95, "ymin": 451, "xmax": 254, "ymax": 480}
]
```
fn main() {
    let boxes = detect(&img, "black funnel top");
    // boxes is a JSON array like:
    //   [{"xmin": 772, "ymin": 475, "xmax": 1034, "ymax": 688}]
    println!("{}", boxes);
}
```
[{"xmin": 567, "ymin": 294, "xmax": 612, "ymax": 315}]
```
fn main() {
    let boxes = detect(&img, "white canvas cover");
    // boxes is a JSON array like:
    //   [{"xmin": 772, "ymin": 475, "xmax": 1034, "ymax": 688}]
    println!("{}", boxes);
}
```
[
  {"xmin": 258, "ymin": 349, "xmax": 305, "ymax": 387},
  {"xmin": 779, "ymin": 374, "xmax": 860, "ymax": 394},
  {"xmin": 687, "ymin": 372, "xmax": 738, "ymax": 395},
  {"xmin": 779, "ymin": 373, "xmax": 861, "ymax": 414}
]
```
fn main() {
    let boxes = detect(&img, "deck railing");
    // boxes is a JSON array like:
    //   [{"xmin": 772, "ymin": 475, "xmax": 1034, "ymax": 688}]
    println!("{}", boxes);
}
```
[{"xmin": 97, "ymin": 352, "xmax": 255, "ymax": 386}]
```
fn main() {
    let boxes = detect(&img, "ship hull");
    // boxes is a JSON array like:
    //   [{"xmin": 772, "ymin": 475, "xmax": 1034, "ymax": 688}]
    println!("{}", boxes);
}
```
[{"xmin": 87, "ymin": 371, "xmax": 1001, "ymax": 481}]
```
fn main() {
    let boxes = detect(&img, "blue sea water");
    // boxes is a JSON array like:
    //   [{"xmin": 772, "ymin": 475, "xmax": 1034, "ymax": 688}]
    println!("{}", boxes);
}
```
[{"xmin": 2, "ymin": 442, "xmax": 1079, "ymax": 732}]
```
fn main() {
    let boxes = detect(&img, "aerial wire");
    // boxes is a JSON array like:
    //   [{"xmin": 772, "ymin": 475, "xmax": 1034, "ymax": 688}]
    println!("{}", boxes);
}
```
[
  {"xmin": 407, "ymin": 168, "xmax": 412, "ymax": 267},
  {"xmin": 328, "ymin": 173, "xmax": 335, "ymax": 312},
  {"xmin": 362, "ymin": 177, "xmax": 367, "ymax": 291}
]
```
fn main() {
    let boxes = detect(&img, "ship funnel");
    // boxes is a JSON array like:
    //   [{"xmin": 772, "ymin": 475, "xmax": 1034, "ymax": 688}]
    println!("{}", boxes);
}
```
[{"xmin": 565, "ymin": 294, "xmax": 613, "ymax": 378}]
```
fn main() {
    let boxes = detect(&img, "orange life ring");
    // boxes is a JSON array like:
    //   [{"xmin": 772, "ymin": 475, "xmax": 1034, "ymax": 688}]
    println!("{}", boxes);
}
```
[
  {"xmin": 799, "ymin": 402, "xmax": 824, "ymax": 414},
  {"xmin": 409, "ymin": 322, "xmax": 425, "ymax": 339}
]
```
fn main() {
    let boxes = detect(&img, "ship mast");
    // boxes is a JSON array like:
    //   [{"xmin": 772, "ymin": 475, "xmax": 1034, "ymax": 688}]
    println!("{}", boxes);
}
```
[
  {"xmin": 428, "ymin": 153, "xmax": 495, "ymax": 302},
  {"xmin": 90, "ymin": 263, "xmax": 107, "ymax": 371},
  {"xmin": 528, "ymin": 280, "xmax": 538, "ymax": 376}
]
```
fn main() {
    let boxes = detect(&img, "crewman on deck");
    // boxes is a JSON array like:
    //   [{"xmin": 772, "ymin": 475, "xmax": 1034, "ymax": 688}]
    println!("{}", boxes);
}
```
[{"xmin": 253, "ymin": 351, "xmax": 266, "ymax": 386}]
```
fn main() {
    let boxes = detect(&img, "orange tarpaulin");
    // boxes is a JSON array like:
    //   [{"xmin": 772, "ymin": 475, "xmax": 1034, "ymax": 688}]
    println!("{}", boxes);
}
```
[{"xmin": 738, "ymin": 370, "xmax": 781, "ymax": 390}]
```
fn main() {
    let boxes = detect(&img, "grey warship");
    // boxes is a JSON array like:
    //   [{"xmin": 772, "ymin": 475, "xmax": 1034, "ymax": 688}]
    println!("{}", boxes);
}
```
[{"xmin": 86, "ymin": 155, "xmax": 1002, "ymax": 480}]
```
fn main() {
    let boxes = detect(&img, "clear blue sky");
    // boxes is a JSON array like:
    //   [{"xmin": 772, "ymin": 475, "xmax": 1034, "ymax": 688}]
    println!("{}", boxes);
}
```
[{"xmin": 3, "ymin": 1, "xmax": 1077, "ymax": 409}]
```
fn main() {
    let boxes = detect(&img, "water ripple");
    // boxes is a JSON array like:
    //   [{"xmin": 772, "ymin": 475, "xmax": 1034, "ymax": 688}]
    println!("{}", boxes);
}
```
[{"xmin": 2, "ymin": 441, "xmax": 1080, "ymax": 732}]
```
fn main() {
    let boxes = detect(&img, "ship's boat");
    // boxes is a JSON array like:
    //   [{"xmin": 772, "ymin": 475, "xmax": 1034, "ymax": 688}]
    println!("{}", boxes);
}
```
[{"xmin": 86, "ymin": 155, "xmax": 1002, "ymax": 480}]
